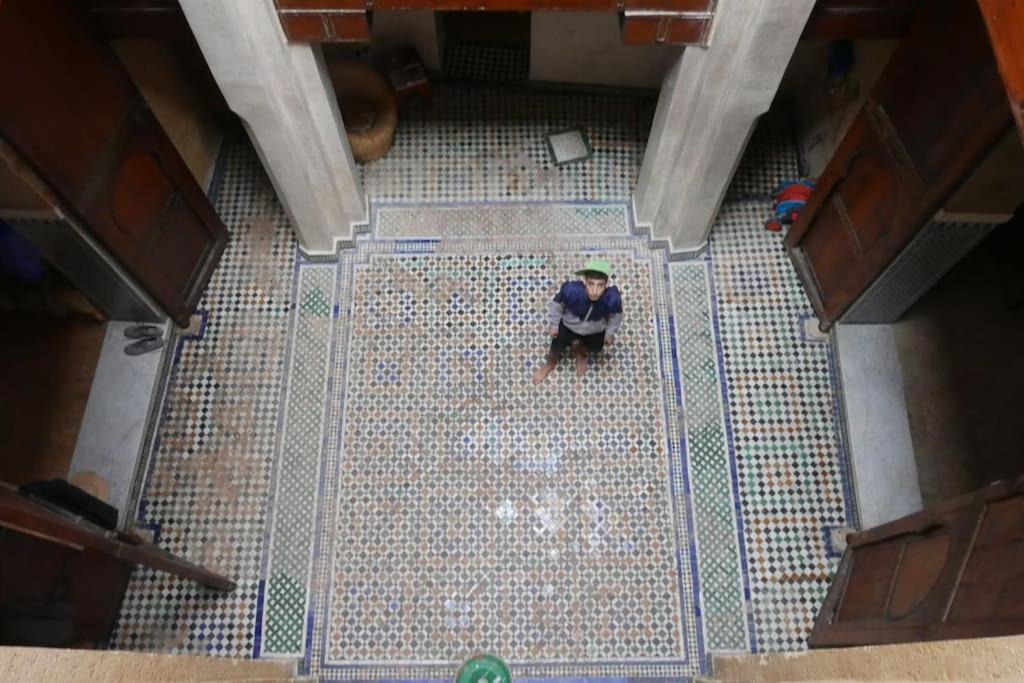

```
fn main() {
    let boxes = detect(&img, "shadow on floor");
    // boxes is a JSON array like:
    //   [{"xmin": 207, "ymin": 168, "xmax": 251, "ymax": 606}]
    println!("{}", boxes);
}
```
[
  {"xmin": 0, "ymin": 311, "xmax": 105, "ymax": 484},
  {"xmin": 895, "ymin": 221, "xmax": 1024, "ymax": 506}
]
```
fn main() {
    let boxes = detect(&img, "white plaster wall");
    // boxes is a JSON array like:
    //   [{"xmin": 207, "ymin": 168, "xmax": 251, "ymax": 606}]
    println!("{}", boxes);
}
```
[
  {"xmin": 370, "ymin": 11, "xmax": 442, "ymax": 71},
  {"xmin": 529, "ymin": 12, "xmax": 681, "ymax": 89}
]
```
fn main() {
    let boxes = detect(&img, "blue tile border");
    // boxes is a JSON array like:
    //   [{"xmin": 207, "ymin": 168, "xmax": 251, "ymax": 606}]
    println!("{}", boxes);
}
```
[
  {"xmin": 702, "ymin": 247, "xmax": 759, "ymax": 653},
  {"xmin": 282, "ymin": 202, "xmax": 707, "ymax": 679}
]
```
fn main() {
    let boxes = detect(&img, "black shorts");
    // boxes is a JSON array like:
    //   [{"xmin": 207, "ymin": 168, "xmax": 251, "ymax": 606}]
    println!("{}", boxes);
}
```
[{"xmin": 550, "ymin": 321, "xmax": 605, "ymax": 355}]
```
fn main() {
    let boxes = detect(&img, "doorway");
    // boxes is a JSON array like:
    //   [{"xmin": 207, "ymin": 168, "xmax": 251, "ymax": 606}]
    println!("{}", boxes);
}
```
[{"xmin": 439, "ymin": 11, "xmax": 532, "ymax": 82}]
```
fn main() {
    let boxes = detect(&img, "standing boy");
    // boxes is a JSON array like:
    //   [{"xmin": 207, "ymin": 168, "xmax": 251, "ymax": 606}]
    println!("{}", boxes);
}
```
[{"xmin": 532, "ymin": 258, "xmax": 623, "ymax": 384}]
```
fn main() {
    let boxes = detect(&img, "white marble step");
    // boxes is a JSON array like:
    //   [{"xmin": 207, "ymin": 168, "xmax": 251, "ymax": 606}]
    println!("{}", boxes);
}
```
[{"xmin": 70, "ymin": 320, "xmax": 171, "ymax": 528}]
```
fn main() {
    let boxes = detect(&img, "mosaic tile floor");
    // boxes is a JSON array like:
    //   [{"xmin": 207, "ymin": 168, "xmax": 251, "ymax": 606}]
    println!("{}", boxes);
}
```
[
  {"xmin": 443, "ymin": 44, "xmax": 530, "ymax": 83},
  {"xmin": 113, "ymin": 88, "xmax": 852, "ymax": 680},
  {"xmin": 359, "ymin": 85, "xmax": 653, "ymax": 203},
  {"xmin": 360, "ymin": 84, "xmax": 797, "ymax": 205},
  {"xmin": 707, "ymin": 202, "xmax": 854, "ymax": 651}
]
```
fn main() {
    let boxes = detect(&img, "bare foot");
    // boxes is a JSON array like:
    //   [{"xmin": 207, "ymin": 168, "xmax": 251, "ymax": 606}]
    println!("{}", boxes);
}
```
[
  {"xmin": 532, "ymin": 362, "xmax": 556, "ymax": 384},
  {"xmin": 574, "ymin": 345, "xmax": 587, "ymax": 377}
]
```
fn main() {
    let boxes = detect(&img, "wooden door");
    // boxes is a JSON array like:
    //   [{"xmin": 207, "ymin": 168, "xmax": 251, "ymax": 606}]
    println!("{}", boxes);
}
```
[
  {"xmin": 0, "ymin": 480, "xmax": 233, "ymax": 645},
  {"xmin": 0, "ymin": 0, "xmax": 227, "ymax": 326},
  {"xmin": 784, "ymin": 0, "xmax": 1013, "ymax": 328},
  {"xmin": 0, "ymin": 527, "xmax": 133, "ymax": 647},
  {"xmin": 976, "ymin": 0, "xmax": 1024, "ymax": 143},
  {"xmin": 809, "ymin": 476, "xmax": 1024, "ymax": 647}
]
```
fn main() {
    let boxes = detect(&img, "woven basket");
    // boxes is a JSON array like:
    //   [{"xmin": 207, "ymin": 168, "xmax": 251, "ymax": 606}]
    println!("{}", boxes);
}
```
[{"xmin": 327, "ymin": 60, "xmax": 397, "ymax": 163}]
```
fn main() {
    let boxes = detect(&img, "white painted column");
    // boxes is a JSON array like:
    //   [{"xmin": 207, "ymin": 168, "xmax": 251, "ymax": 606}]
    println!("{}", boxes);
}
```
[
  {"xmin": 180, "ymin": 0, "xmax": 366, "ymax": 254},
  {"xmin": 635, "ymin": 0, "xmax": 816, "ymax": 253}
]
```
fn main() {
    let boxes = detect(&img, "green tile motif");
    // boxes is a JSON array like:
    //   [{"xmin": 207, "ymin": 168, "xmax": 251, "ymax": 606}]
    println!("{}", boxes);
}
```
[
  {"xmin": 265, "ymin": 572, "xmax": 306, "ymax": 650},
  {"xmin": 671, "ymin": 263, "xmax": 749, "ymax": 652},
  {"xmin": 261, "ymin": 265, "xmax": 337, "ymax": 655}
]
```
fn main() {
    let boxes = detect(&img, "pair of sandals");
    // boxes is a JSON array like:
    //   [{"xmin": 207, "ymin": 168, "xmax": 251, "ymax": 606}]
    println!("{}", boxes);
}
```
[{"xmin": 123, "ymin": 324, "xmax": 165, "ymax": 356}]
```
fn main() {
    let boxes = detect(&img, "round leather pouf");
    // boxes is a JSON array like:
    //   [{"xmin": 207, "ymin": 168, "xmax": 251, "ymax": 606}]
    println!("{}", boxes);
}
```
[{"xmin": 328, "ymin": 60, "xmax": 398, "ymax": 163}]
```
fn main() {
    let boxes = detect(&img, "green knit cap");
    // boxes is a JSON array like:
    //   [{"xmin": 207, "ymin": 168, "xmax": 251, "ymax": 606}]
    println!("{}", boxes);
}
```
[{"xmin": 575, "ymin": 258, "xmax": 613, "ymax": 278}]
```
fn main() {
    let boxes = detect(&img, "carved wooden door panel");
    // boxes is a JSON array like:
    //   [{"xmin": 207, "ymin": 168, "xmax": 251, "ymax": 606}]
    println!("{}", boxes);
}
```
[
  {"xmin": 82, "ymin": 110, "xmax": 226, "ymax": 324},
  {"xmin": 784, "ymin": 0, "xmax": 1013, "ymax": 328},
  {"xmin": 810, "ymin": 476, "xmax": 1024, "ymax": 647},
  {"xmin": 0, "ymin": 0, "xmax": 227, "ymax": 325}
]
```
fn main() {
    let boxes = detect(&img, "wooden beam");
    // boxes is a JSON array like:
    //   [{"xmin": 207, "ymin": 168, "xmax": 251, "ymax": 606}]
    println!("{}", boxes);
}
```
[
  {"xmin": 0, "ymin": 483, "xmax": 235, "ymax": 592},
  {"xmin": 976, "ymin": 0, "xmax": 1024, "ymax": 144},
  {"xmin": 370, "ymin": 0, "xmax": 708, "ymax": 9},
  {"xmin": 620, "ymin": 11, "xmax": 712, "ymax": 46},
  {"xmin": 274, "ymin": 0, "xmax": 716, "ymax": 43},
  {"xmin": 802, "ymin": 0, "xmax": 922, "ymax": 40},
  {"xmin": 278, "ymin": 11, "xmax": 371, "ymax": 42}
]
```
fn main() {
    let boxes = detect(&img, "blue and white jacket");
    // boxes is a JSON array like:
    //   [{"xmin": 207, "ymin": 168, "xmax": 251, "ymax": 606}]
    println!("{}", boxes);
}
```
[{"xmin": 547, "ymin": 280, "xmax": 623, "ymax": 337}]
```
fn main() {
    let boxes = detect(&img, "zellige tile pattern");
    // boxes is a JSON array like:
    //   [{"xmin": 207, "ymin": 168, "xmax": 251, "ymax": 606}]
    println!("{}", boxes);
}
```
[
  {"xmin": 261, "ymin": 264, "xmax": 337, "ymax": 656},
  {"xmin": 309, "ymin": 240, "xmax": 699, "ymax": 680},
  {"xmin": 374, "ymin": 202, "xmax": 629, "ymax": 239},
  {"xmin": 112, "ymin": 89, "xmax": 855, "ymax": 679},
  {"xmin": 359, "ymin": 85, "xmax": 654, "ymax": 204},
  {"xmin": 443, "ymin": 44, "xmax": 530, "ymax": 83},
  {"xmin": 671, "ymin": 262, "xmax": 750, "ymax": 653},
  {"xmin": 112, "ymin": 146, "xmax": 296, "ymax": 658},
  {"xmin": 708, "ymin": 201, "xmax": 853, "ymax": 652}
]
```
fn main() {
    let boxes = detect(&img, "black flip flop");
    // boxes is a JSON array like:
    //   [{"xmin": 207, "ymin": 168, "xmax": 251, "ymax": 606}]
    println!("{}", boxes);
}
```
[
  {"xmin": 124, "ymin": 336, "xmax": 164, "ymax": 356},
  {"xmin": 125, "ymin": 324, "xmax": 163, "ymax": 339}
]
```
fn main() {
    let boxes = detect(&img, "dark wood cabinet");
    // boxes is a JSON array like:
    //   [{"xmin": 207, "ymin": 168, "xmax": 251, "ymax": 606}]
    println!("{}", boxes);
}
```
[
  {"xmin": 810, "ymin": 476, "xmax": 1024, "ymax": 647},
  {"xmin": 0, "ymin": 0, "xmax": 227, "ymax": 326},
  {"xmin": 0, "ymin": 1, "xmax": 137, "ymax": 207},
  {"xmin": 785, "ymin": 0, "xmax": 1014, "ymax": 328}
]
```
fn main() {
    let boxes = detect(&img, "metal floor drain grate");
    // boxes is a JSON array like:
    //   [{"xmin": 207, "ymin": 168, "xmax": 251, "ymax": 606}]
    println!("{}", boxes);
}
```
[{"xmin": 546, "ymin": 127, "xmax": 593, "ymax": 166}]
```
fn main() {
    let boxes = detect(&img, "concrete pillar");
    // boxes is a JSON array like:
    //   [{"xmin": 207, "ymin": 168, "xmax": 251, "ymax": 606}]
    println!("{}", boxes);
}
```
[
  {"xmin": 179, "ymin": 0, "xmax": 366, "ymax": 254},
  {"xmin": 635, "ymin": 0, "xmax": 816, "ymax": 253}
]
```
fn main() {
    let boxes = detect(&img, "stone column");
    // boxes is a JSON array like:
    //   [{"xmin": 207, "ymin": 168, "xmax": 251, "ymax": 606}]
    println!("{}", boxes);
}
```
[
  {"xmin": 180, "ymin": 0, "xmax": 366, "ymax": 254},
  {"xmin": 634, "ymin": 0, "xmax": 816, "ymax": 253}
]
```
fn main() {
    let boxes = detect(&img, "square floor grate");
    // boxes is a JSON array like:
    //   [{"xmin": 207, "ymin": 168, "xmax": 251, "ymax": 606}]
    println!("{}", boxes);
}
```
[{"xmin": 546, "ymin": 127, "xmax": 593, "ymax": 166}]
